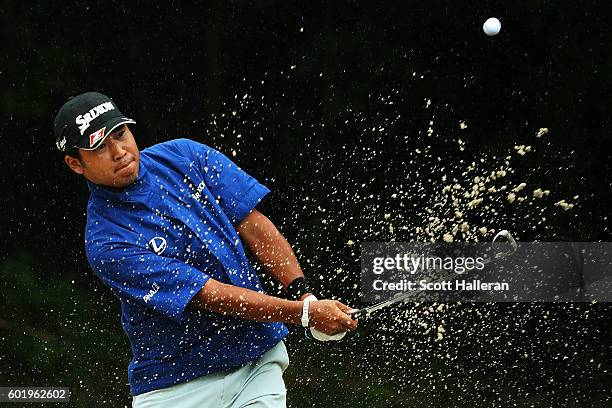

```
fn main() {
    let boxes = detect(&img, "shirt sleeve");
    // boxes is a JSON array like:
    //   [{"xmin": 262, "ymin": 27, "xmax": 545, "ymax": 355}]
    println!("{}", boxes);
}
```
[
  {"xmin": 87, "ymin": 243, "xmax": 210, "ymax": 323},
  {"xmin": 185, "ymin": 140, "xmax": 271, "ymax": 224}
]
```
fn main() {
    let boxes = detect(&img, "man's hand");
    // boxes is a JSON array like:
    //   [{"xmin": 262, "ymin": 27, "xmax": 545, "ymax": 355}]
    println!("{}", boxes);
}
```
[{"xmin": 308, "ymin": 300, "xmax": 358, "ymax": 335}]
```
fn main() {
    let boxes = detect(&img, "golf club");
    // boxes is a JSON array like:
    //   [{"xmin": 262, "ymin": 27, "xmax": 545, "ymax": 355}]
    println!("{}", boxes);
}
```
[{"xmin": 349, "ymin": 230, "xmax": 518, "ymax": 320}]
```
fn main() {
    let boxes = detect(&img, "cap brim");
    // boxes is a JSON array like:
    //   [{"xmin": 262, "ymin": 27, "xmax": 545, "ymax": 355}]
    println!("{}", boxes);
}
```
[{"xmin": 77, "ymin": 117, "xmax": 136, "ymax": 150}]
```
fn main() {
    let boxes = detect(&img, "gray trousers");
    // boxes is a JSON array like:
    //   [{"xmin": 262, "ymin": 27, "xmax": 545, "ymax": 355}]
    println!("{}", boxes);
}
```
[{"xmin": 132, "ymin": 341, "xmax": 289, "ymax": 408}]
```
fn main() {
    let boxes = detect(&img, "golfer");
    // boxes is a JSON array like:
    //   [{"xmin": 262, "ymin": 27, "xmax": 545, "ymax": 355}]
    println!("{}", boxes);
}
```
[{"xmin": 54, "ymin": 92, "xmax": 357, "ymax": 407}]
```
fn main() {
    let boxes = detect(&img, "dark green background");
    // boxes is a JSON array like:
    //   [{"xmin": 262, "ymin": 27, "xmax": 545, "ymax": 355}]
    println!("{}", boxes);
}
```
[{"xmin": 1, "ymin": 1, "xmax": 611, "ymax": 407}]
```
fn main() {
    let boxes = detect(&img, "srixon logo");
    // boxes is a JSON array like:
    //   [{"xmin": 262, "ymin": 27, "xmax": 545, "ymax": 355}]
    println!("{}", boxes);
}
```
[
  {"xmin": 75, "ymin": 101, "xmax": 115, "ymax": 135},
  {"xmin": 191, "ymin": 181, "xmax": 206, "ymax": 201},
  {"xmin": 148, "ymin": 236, "xmax": 167, "ymax": 255}
]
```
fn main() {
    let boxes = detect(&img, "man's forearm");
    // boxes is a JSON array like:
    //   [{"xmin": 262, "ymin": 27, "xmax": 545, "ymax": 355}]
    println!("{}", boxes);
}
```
[
  {"xmin": 189, "ymin": 278, "xmax": 358, "ymax": 335},
  {"xmin": 237, "ymin": 210, "xmax": 306, "ymax": 289},
  {"xmin": 189, "ymin": 278, "xmax": 303, "ymax": 324}
]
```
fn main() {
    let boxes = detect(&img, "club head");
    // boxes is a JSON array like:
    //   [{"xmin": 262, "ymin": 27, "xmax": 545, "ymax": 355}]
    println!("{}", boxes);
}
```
[{"xmin": 492, "ymin": 230, "xmax": 518, "ymax": 258}]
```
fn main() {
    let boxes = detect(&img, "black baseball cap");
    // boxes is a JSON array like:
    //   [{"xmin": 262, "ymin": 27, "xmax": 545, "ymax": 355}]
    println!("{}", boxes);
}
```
[{"xmin": 54, "ymin": 92, "xmax": 136, "ymax": 152}]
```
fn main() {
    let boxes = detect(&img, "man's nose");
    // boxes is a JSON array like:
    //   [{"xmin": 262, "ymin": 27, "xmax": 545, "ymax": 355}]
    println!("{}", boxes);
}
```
[{"xmin": 108, "ymin": 139, "xmax": 127, "ymax": 159}]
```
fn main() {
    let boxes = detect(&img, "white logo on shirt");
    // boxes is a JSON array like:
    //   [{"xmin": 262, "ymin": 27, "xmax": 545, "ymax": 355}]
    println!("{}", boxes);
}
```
[
  {"xmin": 191, "ymin": 181, "xmax": 206, "ymax": 201},
  {"xmin": 143, "ymin": 282, "xmax": 160, "ymax": 303},
  {"xmin": 148, "ymin": 236, "xmax": 167, "ymax": 255}
]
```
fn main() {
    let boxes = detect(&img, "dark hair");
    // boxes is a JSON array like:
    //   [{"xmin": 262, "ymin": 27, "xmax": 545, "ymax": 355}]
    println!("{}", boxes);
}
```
[{"xmin": 65, "ymin": 148, "xmax": 81, "ymax": 161}]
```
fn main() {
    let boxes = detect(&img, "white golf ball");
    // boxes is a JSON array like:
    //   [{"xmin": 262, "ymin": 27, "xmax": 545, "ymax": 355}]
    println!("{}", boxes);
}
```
[{"xmin": 483, "ymin": 17, "xmax": 501, "ymax": 36}]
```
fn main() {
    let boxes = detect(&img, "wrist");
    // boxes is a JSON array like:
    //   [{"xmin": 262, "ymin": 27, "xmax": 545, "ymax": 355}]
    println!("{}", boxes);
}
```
[
  {"xmin": 298, "ymin": 292, "xmax": 314, "ymax": 301},
  {"xmin": 300, "ymin": 294, "xmax": 318, "ymax": 327},
  {"xmin": 287, "ymin": 277, "xmax": 312, "ymax": 301},
  {"xmin": 285, "ymin": 299, "xmax": 304, "ymax": 325}
]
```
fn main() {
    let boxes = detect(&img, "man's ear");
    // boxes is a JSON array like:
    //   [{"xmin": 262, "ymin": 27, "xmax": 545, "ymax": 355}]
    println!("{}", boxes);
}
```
[{"xmin": 65, "ymin": 155, "xmax": 85, "ymax": 175}]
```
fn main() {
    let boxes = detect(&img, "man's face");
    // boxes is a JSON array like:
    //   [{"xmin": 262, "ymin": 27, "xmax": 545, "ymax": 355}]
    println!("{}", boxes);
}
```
[{"xmin": 64, "ymin": 125, "xmax": 140, "ymax": 187}]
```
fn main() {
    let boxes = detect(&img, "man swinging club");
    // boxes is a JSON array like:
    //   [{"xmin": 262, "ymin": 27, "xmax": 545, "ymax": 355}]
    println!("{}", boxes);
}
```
[{"xmin": 54, "ymin": 92, "xmax": 357, "ymax": 407}]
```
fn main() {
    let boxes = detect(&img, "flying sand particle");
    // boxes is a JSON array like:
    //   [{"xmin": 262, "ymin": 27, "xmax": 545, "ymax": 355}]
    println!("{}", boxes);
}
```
[{"xmin": 536, "ymin": 127, "xmax": 549, "ymax": 138}]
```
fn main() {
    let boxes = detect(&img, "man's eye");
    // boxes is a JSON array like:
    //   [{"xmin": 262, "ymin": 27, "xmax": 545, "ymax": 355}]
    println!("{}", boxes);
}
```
[{"xmin": 94, "ymin": 144, "xmax": 106, "ymax": 152}]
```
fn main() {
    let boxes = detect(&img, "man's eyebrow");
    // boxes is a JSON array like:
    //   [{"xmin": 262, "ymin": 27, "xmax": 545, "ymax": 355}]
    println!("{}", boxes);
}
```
[{"xmin": 110, "ymin": 125, "xmax": 126, "ymax": 136}]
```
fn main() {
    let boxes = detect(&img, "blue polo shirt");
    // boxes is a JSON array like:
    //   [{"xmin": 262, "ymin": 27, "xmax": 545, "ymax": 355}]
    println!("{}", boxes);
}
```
[{"xmin": 84, "ymin": 138, "xmax": 288, "ymax": 396}]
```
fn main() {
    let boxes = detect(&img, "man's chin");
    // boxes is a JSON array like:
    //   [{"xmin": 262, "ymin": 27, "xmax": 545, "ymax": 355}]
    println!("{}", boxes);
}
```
[
  {"xmin": 111, "ymin": 162, "xmax": 139, "ymax": 187},
  {"xmin": 113, "ymin": 172, "xmax": 138, "ymax": 188}
]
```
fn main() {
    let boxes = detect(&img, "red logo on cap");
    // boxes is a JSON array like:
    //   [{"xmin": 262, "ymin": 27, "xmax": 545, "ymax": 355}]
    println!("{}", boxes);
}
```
[{"xmin": 89, "ymin": 127, "xmax": 106, "ymax": 147}]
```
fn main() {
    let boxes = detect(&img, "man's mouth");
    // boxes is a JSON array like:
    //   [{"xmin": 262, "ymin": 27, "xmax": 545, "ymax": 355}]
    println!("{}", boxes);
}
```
[{"xmin": 115, "ymin": 159, "xmax": 133, "ymax": 173}]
